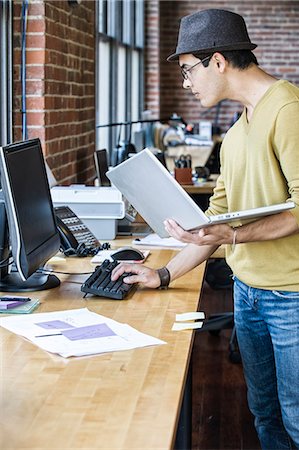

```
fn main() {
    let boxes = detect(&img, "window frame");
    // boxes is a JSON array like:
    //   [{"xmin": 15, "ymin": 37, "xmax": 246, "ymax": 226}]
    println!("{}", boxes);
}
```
[{"xmin": 95, "ymin": 0, "xmax": 144, "ymax": 162}]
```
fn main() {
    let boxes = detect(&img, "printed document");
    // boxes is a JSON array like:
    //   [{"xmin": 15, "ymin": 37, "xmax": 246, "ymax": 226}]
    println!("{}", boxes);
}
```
[{"xmin": 0, "ymin": 308, "xmax": 166, "ymax": 358}]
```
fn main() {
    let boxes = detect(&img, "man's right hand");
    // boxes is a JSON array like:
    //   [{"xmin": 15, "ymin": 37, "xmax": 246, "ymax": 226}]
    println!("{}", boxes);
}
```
[{"xmin": 111, "ymin": 263, "xmax": 161, "ymax": 289}]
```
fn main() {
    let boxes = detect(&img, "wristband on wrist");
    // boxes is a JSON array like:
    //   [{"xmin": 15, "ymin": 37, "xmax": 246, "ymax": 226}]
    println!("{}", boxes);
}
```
[
  {"xmin": 156, "ymin": 267, "xmax": 171, "ymax": 289},
  {"xmin": 232, "ymin": 228, "xmax": 237, "ymax": 253}
]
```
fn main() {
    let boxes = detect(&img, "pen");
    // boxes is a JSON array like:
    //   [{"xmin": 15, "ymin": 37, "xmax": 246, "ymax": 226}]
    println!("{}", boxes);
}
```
[
  {"xmin": 0, "ymin": 296, "xmax": 31, "ymax": 302},
  {"xmin": 34, "ymin": 333, "xmax": 63, "ymax": 338}
]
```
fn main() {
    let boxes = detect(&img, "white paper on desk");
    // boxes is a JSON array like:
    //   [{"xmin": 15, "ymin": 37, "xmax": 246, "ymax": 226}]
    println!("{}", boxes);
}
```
[
  {"xmin": 133, "ymin": 233, "xmax": 187, "ymax": 248},
  {"xmin": 172, "ymin": 322, "xmax": 203, "ymax": 331},
  {"xmin": 176, "ymin": 312, "xmax": 205, "ymax": 321},
  {"xmin": 90, "ymin": 249, "xmax": 115, "ymax": 263},
  {"xmin": 0, "ymin": 308, "xmax": 166, "ymax": 358}
]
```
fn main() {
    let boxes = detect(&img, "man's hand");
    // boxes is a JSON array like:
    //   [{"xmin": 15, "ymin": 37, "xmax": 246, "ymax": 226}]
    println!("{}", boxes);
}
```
[
  {"xmin": 164, "ymin": 209, "xmax": 299, "ymax": 247},
  {"xmin": 164, "ymin": 219, "xmax": 234, "ymax": 246},
  {"xmin": 111, "ymin": 263, "xmax": 161, "ymax": 288}
]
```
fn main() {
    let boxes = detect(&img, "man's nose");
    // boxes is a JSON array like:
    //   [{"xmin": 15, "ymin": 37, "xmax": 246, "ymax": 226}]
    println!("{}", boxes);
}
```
[{"xmin": 182, "ymin": 77, "xmax": 191, "ymax": 89}]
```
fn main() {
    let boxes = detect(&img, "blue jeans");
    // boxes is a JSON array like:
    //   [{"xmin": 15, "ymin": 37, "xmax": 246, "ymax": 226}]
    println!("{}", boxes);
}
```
[{"xmin": 233, "ymin": 277, "xmax": 299, "ymax": 450}]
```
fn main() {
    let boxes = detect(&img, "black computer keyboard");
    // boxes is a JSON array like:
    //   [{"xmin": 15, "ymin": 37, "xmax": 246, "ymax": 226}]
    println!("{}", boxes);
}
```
[{"xmin": 81, "ymin": 260, "xmax": 136, "ymax": 300}]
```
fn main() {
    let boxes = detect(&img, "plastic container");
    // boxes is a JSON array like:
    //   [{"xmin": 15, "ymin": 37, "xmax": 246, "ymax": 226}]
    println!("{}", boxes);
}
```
[{"xmin": 51, "ymin": 186, "xmax": 124, "ymax": 240}]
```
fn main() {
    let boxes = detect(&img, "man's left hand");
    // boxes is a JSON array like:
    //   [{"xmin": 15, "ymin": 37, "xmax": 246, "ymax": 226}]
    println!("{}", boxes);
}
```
[{"xmin": 164, "ymin": 219, "xmax": 234, "ymax": 246}]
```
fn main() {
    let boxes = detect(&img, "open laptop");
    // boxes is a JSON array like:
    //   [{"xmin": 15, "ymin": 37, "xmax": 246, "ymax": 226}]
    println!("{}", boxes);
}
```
[{"xmin": 107, "ymin": 149, "xmax": 295, "ymax": 238}]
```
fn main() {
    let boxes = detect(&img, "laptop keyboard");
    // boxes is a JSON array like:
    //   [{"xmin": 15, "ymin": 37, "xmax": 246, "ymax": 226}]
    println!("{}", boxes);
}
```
[{"xmin": 81, "ymin": 260, "xmax": 136, "ymax": 300}]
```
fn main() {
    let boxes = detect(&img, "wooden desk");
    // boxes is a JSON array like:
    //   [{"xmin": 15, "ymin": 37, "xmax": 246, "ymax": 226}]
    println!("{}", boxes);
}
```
[
  {"xmin": 181, "ymin": 173, "xmax": 218, "ymax": 195},
  {"xmin": 0, "ymin": 246, "xmax": 205, "ymax": 450}
]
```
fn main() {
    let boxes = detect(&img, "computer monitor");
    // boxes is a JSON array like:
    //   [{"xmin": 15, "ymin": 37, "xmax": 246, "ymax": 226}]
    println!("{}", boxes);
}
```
[
  {"xmin": 0, "ymin": 139, "xmax": 61, "ymax": 292},
  {"xmin": 154, "ymin": 149, "xmax": 168, "ymax": 170},
  {"xmin": 94, "ymin": 149, "xmax": 111, "ymax": 186},
  {"xmin": 205, "ymin": 140, "xmax": 221, "ymax": 174}
]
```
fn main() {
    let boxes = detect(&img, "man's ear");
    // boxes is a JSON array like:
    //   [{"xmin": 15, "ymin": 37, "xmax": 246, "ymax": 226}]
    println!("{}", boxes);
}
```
[{"xmin": 212, "ymin": 52, "xmax": 227, "ymax": 72}]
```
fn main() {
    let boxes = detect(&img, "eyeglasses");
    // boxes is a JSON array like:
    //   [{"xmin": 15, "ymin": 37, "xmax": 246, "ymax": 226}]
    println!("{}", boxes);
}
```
[{"xmin": 180, "ymin": 55, "xmax": 212, "ymax": 80}]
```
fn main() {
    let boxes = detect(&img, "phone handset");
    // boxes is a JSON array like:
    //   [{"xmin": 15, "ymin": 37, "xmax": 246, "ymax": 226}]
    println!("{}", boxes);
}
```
[
  {"xmin": 54, "ymin": 206, "xmax": 108, "ymax": 256},
  {"xmin": 55, "ymin": 215, "xmax": 79, "ymax": 251}
]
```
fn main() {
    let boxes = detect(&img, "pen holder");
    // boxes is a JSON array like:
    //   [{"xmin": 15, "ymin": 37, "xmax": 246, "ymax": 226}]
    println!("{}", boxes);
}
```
[{"xmin": 174, "ymin": 167, "xmax": 193, "ymax": 185}]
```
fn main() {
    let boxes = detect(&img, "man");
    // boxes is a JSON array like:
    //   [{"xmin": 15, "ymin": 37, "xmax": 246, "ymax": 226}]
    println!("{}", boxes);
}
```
[{"xmin": 112, "ymin": 9, "xmax": 299, "ymax": 449}]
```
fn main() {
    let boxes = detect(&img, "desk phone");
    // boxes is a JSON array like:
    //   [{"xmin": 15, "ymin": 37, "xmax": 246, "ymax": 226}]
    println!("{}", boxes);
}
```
[{"xmin": 54, "ymin": 206, "xmax": 99, "ymax": 254}]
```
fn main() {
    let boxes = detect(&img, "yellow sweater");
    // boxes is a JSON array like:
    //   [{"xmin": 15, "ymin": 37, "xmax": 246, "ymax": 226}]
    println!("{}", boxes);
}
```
[{"xmin": 206, "ymin": 79, "xmax": 299, "ymax": 290}]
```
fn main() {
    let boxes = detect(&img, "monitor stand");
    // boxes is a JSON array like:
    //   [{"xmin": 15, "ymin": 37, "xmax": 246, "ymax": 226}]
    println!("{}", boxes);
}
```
[{"xmin": 0, "ymin": 271, "xmax": 60, "ymax": 292}]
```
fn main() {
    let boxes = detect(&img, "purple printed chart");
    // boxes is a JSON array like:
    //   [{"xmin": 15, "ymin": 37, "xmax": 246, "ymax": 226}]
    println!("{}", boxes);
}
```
[
  {"xmin": 61, "ymin": 323, "xmax": 116, "ymax": 340},
  {"xmin": 36, "ymin": 320, "xmax": 75, "ymax": 330}
]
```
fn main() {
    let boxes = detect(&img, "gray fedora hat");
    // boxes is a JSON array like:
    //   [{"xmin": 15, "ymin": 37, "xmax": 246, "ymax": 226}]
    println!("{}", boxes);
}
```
[{"xmin": 167, "ymin": 9, "xmax": 257, "ymax": 61}]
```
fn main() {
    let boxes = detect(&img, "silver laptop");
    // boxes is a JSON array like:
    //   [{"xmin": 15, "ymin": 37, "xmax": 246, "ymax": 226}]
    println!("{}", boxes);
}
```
[{"xmin": 107, "ymin": 149, "xmax": 295, "ymax": 238}]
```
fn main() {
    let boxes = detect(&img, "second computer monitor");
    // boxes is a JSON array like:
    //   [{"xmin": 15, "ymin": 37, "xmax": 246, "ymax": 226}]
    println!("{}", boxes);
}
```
[{"xmin": 94, "ymin": 149, "xmax": 111, "ymax": 186}]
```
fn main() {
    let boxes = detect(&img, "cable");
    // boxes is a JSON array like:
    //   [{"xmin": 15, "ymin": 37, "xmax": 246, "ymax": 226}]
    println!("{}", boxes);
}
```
[
  {"xmin": 21, "ymin": 0, "xmax": 29, "ymax": 140},
  {"xmin": 37, "ymin": 268, "xmax": 94, "ymax": 276},
  {"xmin": 62, "ymin": 242, "xmax": 110, "ymax": 258},
  {"xmin": 0, "ymin": 251, "xmax": 13, "ymax": 268},
  {"xmin": 0, "ymin": 257, "xmax": 12, "ymax": 269}
]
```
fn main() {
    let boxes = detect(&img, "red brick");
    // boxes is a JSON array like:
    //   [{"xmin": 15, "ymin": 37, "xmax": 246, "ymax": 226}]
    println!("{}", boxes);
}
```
[
  {"xmin": 26, "ymin": 96, "xmax": 45, "ymax": 110},
  {"xmin": 27, "ymin": 19, "xmax": 46, "ymax": 33},
  {"xmin": 26, "ymin": 49, "xmax": 46, "ymax": 65},
  {"xmin": 26, "ymin": 112, "xmax": 45, "ymax": 126},
  {"xmin": 26, "ymin": 34, "xmax": 46, "ymax": 49}
]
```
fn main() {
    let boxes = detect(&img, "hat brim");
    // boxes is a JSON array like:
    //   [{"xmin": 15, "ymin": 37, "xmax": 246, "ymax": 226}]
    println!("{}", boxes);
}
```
[{"xmin": 167, "ymin": 42, "xmax": 257, "ymax": 62}]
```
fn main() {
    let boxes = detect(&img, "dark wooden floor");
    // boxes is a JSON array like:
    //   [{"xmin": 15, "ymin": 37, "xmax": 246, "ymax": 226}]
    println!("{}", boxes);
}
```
[{"xmin": 191, "ymin": 281, "xmax": 261, "ymax": 450}]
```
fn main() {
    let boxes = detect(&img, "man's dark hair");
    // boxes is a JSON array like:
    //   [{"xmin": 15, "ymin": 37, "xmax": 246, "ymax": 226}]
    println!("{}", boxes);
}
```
[{"xmin": 192, "ymin": 49, "xmax": 258, "ymax": 69}]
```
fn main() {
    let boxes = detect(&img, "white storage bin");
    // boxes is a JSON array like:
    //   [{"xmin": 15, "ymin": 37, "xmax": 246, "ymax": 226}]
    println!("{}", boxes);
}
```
[
  {"xmin": 79, "ymin": 217, "xmax": 118, "ymax": 240},
  {"xmin": 51, "ymin": 186, "xmax": 124, "ymax": 240}
]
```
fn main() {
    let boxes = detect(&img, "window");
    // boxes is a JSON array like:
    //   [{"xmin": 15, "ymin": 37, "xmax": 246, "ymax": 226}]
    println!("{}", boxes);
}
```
[
  {"xmin": 0, "ymin": 0, "xmax": 13, "ymax": 146},
  {"xmin": 96, "ymin": 0, "xmax": 144, "ymax": 162}
]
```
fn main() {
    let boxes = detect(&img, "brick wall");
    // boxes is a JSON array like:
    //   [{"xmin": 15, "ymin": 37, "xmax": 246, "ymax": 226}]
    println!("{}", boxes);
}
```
[
  {"xmin": 145, "ymin": 0, "xmax": 299, "ymax": 132},
  {"xmin": 13, "ymin": 0, "xmax": 95, "ymax": 185}
]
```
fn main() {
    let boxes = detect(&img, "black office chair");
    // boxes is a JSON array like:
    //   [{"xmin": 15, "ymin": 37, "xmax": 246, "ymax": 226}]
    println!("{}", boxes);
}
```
[{"xmin": 198, "ymin": 259, "xmax": 241, "ymax": 364}]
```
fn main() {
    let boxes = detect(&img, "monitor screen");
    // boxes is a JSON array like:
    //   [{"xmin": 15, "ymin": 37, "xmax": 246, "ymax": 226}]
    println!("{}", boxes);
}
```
[
  {"xmin": 94, "ymin": 149, "xmax": 111, "ymax": 186},
  {"xmin": 0, "ymin": 139, "xmax": 61, "ymax": 292}
]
